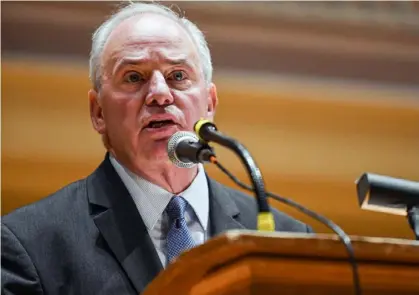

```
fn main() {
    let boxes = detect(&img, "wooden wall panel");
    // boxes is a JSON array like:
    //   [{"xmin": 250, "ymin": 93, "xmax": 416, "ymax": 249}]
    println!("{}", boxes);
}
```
[{"xmin": 2, "ymin": 60, "xmax": 419, "ymax": 239}]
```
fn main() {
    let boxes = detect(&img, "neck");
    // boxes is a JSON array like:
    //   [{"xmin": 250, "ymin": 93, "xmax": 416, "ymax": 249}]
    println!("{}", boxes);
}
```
[
  {"xmin": 116, "ymin": 157, "xmax": 198, "ymax": 194},
  {"xmin": 136, "ymin": 163, "xmax": 199, "ymax": 194},
  {"xmin": 110, "ymin": 150, "xmax": 199, "ymax": 193}
]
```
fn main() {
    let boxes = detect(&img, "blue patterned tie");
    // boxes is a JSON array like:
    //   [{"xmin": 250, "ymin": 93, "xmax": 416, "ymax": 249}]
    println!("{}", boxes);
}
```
[{"xmin": 166, "ymin": 196, "xmax": 196, "ymax": 263}]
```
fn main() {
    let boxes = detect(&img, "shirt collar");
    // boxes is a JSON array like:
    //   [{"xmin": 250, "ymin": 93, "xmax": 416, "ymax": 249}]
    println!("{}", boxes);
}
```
[{"xmin": 109, "ymin": 155, "xmax": 209, "ymax": 231}]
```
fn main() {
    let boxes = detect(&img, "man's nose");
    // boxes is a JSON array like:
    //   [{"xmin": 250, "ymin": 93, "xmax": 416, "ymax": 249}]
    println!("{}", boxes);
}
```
[{"xmin": 145, "ymin": 71, "xmax": 174, "ymax": 106}]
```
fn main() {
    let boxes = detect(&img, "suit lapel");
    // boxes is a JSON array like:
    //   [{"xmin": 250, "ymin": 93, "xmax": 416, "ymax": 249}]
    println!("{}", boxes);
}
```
[
  {"xmin": 87, "ymin": 155, "xmax": 162, "ymax": 293},
  {"xmin": 207, "ymin": 177, "xmax": 245, "ymax": 237}
]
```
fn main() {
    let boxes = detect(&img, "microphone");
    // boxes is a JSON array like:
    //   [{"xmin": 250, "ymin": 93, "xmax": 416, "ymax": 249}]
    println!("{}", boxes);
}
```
[
  {"xmin": 167, "ymin": 131, "xmax": 215, "ymax": 168},
  {"xmin": 356, "ymin": 173, "xmax": 419, "ymax": 216},
  {"xmin": 194, "ymin": 119, "xmax": 275, "ymax": 232},
  {"xmin": 356, "ymin": 172, "xmax": 419, "ymax": 240}
]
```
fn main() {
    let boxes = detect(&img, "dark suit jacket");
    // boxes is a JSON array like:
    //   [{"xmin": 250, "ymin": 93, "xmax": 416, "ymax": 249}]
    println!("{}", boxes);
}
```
[{"xmin": 2, "ymin": 155, "xmax": 312, "ymax": 295}]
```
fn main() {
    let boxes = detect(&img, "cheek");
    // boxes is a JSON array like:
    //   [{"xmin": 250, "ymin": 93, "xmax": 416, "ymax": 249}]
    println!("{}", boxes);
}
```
[
  {"xmin": 173, "ymin": 87, "xmax": 208, "ymax": 117},
  {"xmin": 102, "ymin": 92, "xmax": 143, "ymax": 131}
]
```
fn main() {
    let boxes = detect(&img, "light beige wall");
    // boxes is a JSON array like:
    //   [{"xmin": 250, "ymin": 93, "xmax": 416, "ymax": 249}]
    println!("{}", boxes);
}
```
[{"xmin": 2, "ymin": 59, "xmax": 419, "ymax": 238}]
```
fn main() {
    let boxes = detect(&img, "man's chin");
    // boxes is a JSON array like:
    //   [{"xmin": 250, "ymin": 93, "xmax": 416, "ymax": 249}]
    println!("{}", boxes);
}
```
[{"xmin": 143, "ymin": 142, "xmax": 171, "ymax": 162}]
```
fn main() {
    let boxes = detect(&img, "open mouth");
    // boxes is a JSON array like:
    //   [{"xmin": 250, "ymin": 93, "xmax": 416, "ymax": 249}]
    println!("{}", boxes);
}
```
[{"xmin": 145, "ymin": 119, "xmax": 176, "ymax": 129}]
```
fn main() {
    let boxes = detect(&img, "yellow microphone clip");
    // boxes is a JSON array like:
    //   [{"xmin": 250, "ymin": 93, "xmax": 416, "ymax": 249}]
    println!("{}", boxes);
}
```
[
  {"xmin": 257, "ymin": 212, "xmax": 275, "ymax": 232},
  {"xmin": 194, "ymin": 119, "xmax": 213, "ymax": 142}
]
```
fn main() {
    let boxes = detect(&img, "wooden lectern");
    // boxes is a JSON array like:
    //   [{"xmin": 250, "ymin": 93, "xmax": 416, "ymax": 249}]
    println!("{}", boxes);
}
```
[{"xmin": 143, "ymin": 230, "xmax": 419, "ymax": 295}]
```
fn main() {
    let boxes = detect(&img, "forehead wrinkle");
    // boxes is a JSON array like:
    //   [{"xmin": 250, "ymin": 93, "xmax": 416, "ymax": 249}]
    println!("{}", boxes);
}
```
[
  {"xmin": 111, "ymin": 55, "xmax": 192, "ymax": 77},
  {"xmin": 109, "ymin": 41, "xmax": 199, "ymax": 76}
]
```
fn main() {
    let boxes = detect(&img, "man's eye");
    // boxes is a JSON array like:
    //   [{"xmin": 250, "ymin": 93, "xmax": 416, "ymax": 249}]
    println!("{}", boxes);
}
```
[
  {"xmin": 124, "ymin": 72, "xmax": 143, "ymax": 83},
  {"xmin": 170, "ymin": 71, "xmax": 186, "ymax": 81}
]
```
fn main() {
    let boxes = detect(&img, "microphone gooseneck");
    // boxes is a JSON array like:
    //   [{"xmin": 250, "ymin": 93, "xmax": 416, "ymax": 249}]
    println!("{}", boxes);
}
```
[
  {"xmin": 193, "ymin": 119, "xmax": 362, "ymax": 294},
  {"xmin": 194, "ymin": 119, "xmax": 275, "ymax": 232}
]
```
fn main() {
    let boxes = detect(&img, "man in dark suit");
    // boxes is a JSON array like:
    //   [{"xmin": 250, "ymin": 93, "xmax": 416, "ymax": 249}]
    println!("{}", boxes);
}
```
[{"xmin": 2, "ymin": 2, "xmax": 312, "ymax": 295}]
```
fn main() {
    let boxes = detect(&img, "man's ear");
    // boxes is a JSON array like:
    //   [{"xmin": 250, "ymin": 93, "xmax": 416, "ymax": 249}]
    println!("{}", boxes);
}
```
[
  {"xmin": 206, "ymin": 83, "xmax": 218, "ymax": 120},
  {"xmin": 88, "ymin": 89, "xmax": 106, "ymax": 134}
]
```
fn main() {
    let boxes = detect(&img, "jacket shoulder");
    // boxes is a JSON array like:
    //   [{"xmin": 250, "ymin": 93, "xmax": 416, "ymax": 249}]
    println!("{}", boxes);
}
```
[{"xmin": 2, "ymin": 178, "xmax": 88, "ymax": 238}]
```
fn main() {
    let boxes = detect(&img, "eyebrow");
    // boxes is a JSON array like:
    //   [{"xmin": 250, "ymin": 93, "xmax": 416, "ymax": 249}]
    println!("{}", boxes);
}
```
[{"xmin": 112, "ymin": 56, "xmax": 194, "ymax": 76}]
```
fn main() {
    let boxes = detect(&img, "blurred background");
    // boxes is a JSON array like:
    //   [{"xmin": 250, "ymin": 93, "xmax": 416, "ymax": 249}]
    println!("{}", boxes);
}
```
[{"xmin": 2, "ymin": 1, "xmax": 419, "ymax": 238}]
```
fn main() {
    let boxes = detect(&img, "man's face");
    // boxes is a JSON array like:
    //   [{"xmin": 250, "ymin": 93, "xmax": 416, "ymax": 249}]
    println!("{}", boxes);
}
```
[{"xmin": 89, "ymin": 13, "xmax": 217, "ymax": 170}]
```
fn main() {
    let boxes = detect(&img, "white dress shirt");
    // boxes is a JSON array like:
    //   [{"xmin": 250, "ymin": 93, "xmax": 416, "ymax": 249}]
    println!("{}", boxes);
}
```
[{"xmin": 109, "ymin": 155, "xmax": 209, "ymax": 267}]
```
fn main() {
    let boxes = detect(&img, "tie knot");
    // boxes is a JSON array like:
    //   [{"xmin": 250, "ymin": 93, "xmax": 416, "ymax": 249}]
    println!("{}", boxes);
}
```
[{"xmin": 166, "ymin": 196, "xmax": 187, "ymax": 220}]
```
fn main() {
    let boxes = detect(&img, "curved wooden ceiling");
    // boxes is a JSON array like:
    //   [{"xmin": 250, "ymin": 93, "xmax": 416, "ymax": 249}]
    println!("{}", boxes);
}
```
[{"xmin": 3, "ymin": 1, "xmax": 419, "ymax": 87}]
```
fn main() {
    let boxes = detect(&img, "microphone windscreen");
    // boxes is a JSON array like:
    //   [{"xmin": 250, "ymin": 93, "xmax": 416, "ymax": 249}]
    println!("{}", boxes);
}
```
[{"xmin": 167, "ymin": 131, "xmax": 199, "ymax": 168}]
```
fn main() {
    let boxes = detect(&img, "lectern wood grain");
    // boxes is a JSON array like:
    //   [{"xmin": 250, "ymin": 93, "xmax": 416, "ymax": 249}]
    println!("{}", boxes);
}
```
[{"xmin": 143, "ymin": 231, "xmax": 419, "ymax": 295}]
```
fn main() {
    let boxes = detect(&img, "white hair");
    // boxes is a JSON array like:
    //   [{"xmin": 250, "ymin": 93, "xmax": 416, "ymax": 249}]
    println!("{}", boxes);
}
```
[{"xmin": 89, "ymin": 2, "xmax": 213, "ymax": 90}]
